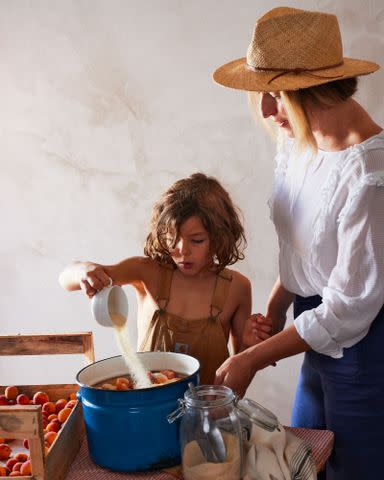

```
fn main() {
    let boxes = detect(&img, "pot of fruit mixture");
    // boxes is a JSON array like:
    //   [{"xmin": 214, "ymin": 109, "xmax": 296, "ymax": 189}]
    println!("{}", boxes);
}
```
[{"xmin": 76, "ymin": 351, "xmax": 200, "ymax": 472}]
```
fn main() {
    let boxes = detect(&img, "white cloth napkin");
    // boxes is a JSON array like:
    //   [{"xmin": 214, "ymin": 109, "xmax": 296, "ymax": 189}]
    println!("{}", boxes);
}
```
[{"xmin": 244, "ymin": 422, "xmax": 317, "ymax": 480}]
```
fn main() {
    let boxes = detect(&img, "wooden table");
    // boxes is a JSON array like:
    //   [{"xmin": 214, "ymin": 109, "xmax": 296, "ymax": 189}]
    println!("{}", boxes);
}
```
[{"xmin": 65, "ymin": 427, "xmax": 334, "ymax": 479}]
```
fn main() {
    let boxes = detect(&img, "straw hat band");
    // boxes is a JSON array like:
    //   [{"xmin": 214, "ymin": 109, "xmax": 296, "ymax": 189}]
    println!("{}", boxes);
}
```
[{"xmin": 247, "ymin": 61, "xmax": 345, "ymax": 85}]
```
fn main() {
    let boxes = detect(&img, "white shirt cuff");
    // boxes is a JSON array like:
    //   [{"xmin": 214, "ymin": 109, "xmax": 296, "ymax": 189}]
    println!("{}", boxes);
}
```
[{"xmin": 294, "ymin": 309, "xmax": 343, "ymax": 358}]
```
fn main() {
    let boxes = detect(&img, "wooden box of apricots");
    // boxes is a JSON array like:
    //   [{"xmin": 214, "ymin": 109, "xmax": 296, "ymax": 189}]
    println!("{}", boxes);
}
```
[{"xmin": 0, "ymin": 333, "xmax": 95, "ymax": 479}]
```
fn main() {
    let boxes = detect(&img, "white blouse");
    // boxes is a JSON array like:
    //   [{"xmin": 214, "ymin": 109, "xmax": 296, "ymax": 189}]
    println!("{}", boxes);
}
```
[{"xmin": 269, "ymin": 131, "xmax": 384, "ymax": 358}]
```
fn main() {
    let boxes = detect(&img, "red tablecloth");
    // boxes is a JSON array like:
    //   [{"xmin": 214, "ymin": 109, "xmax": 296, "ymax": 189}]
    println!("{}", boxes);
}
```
[{"xmin": 65, "ymin": 427, "xmax": 334, "ymax": 479}]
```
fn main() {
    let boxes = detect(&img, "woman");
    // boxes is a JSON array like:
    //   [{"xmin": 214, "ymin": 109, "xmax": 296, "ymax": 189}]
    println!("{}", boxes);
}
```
[{"xmin": 212, "ymin": 7, "xmax": 384, "ymax": 480}]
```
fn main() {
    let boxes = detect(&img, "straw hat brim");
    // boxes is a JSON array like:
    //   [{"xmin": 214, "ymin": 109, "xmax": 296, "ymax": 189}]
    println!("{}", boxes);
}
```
[{"xmin": 213, "ymin": 57, "xmax": 380, "ymax": 92}]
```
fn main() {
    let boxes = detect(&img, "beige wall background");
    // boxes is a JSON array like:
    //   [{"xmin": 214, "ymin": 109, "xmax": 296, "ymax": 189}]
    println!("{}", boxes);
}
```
[{"xmin": 1, "ymin": 0, "xmax": 383, "ymax": 424}]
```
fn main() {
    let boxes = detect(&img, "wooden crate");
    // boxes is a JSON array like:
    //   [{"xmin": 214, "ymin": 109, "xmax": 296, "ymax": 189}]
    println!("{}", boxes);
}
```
[{"xmin": 0, "ymin": 333, "xmax": 95, "ymax": 480}]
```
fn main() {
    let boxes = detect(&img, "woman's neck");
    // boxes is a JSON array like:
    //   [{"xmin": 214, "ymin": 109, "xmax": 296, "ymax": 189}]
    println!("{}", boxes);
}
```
[{"xmin": 310, "ymin": 99, "xmax": 382, "ymax": 152}]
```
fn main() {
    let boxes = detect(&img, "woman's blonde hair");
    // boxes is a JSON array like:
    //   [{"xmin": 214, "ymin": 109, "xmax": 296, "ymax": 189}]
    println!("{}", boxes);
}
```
[
  {"xmin": 144, "ymin": 173, "xmax": 246, "ymax": 270},
  {"xmin": 249, "ymin": 77, "xmax": 358, "ymax": 153}
]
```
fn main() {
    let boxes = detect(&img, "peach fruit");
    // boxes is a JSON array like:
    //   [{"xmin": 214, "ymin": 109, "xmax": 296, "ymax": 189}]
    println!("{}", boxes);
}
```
[
  {"xmin": 44, "ymin": 431, "xmax": 57, "ymax": 446},
  {"xmin": 66, "ymin": 400, "xmax": 77, "ymax": 409},
  {"xmin": 0, "ymin": 466, "xmax": 8, "ymax": 476},
  {"xmin": 8, "ymin": 399, "xmax": 16, "ymax": 405},
  {"xmin": 9, "ymin": 471, "xmax": 22, "ymax": 476},
  {"xmin": 5, "ymin": 386, "xmax": 19, "ymax": 400},
  {"xmin": 58, "ymin": 408, "xmax": 72, "ymax": 424},
  {"xmin": 33, "ymin": 391, "xmax": 49, "ymax": 405},
  {"xmin": 42, "ymin": 402, "xmax": 56, "ymax": 415},
  {"xmin": 0, "ymin": 443, "xmax": 12, "ymax": 460},
  {"xmin": 55, "ymin": 399, "xmax": 67, "ymax": 412},
  {"xmin": 152, "ymin": 372, "xmax": 168, "ymax": 384},
  {"xmin": 46, "ymin": 421, "xmax": 60, "ymax": 433},
  {"xmin": 69, "ymin": 392, "xmax": 77, "ymax": 401},
  {"xmin": 48, "ymin": 414, "xmax": 58, "ymax": 421},
  {"xmin": 16, "ymin": 394, "xmax": 30, "ymax": 405},
  {"xmin": 20, "ymin": 460, "xmax": 32, "ymax": 475},
  {"xmin": 14, "ymin": 452, "xmax": 28, "ymax": 463},
  {"xmin": 6, "ymin": 458, "xmax": 18, "ymax": 470},
  {"xmin": 160, "ymin": 369, "xmax": 177, "ymax": 379},
  {"xmin": 0, "ymin": 395, "xmax": 8, "ymax": 405},
  {"xmin": 12, "ymin": 462, "xmax": 22, "ymax": 472}
]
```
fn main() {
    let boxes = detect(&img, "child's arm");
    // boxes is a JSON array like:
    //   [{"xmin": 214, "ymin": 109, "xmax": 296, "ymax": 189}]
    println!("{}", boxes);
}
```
[
  {"xmin": 266, "ymin": 276, "xmax": 295, "ymax": 334},
  {"xmin": 58, "ymin": 257, "xmax": 155, "ymax": 298},
  {"xmin": 229, "ymin": 274, "xmax": 252, "ymax": 354}
]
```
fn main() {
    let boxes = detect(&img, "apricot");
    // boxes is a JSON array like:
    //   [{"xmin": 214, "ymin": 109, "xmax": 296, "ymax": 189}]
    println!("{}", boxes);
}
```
[
  {"xmin": 6, "ymin": 458, "xmax": 18, "ymax": 470},
  {"xmin": 116, "ymin": 377, "xmax": 133, "ymax": 390},
  {"xmin": 14, "ymin": 452, "xmax": 28, "ymax": 462},
  {"xmin": 42, "ymin": 402, "xmax": 56, "ymax": 415},
  {"xmin": 12, "ymin": 461, "xmax": 22, "ymax": 472},
  {"xmin": 0, "ymin": 395, "xmax": 8, "ymax": 405},
  {"xmin": 20, "ymin": 460, "xmax": 32, "ymax": 475},
  {"xmin": 55, "ymin": 399, "xmax": 67, "ymax": 412},
  {"xmin": 66, "ymin": 400, "xmax": 77, "ymax": 409},
  {"xmin": 101, "ymin": 383, "xmax": 116, "ymax": 390},
  {"xmin": 33, "ymin": 391, "xmax": 49, "ymax": 405},
  {"xmin": 44, "ymin": 431, "xmax": 58, "ymax": 446},
  {"xmin": 0, "ymin": 466, "xmax": 8, "ymax": 476},
  {"xmin": 5, "ymin": 386, "xmax": 19, "ymax": 401},
  {"xmin": 0, "ymin": 443, "xmax": 12, "ymax": 460},
  {"xmin": 152, "ymin": 372, "xmax": 168, "ymax": 384},
  {"xmin": 46, "ymin": 421, "xmax": 61, "ymax": 433},
  {"xmin": 16, "ymin": 394, "xmax": 30, "ymax": 405},
  {"xmin": 58, "ymin": 408, "xmax": 72, "ymax": 424},
  {"xmin": 160, "ymin": 369, "xmax": 177, "ymax": 379},
  {"xmin": 48, "ymin": 414, "xmax": 58, "ymax": 422}
]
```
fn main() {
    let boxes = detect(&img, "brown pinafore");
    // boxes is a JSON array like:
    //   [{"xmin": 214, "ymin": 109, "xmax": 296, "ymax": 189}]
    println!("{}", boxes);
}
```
[{"xmin": 139, "ymin": 264, "xmax": 232, "ymax": 384}]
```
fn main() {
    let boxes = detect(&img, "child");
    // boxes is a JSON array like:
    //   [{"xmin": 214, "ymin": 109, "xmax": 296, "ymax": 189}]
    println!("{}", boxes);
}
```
[{"xmin": 59, "ymin": 172, "xmax": 260, "ymax": 384}]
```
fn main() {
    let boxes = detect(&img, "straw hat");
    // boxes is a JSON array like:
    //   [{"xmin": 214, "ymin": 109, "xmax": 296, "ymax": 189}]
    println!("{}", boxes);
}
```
[{"xmin": 213, "ymin": 7, "xmax": 380, "ymax": 92}]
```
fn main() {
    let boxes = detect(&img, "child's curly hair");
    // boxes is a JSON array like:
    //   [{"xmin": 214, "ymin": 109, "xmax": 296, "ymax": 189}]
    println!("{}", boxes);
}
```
[{"xmin": 144, "ymin": 173, "xmax": 246, "ymax": 270}]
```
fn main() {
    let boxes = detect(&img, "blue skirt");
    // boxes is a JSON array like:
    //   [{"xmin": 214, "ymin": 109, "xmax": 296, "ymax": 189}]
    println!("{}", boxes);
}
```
[{"xmin": 292, "ymin": 294, "xmax": 384, "ymax": 480}]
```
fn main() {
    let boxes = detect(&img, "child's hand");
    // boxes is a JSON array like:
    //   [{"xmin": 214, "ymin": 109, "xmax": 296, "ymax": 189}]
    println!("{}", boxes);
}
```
[
  {"xmin": 242, "ymin": 313, "xmax": 273, "ymax": 347},
  {"xmin": 79, "ymin": 263, "xmax": 111, "ymax": 298}
]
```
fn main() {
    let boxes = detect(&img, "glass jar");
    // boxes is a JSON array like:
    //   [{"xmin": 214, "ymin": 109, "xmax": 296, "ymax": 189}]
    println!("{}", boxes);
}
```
[{"xmin": 168, "ymin": 385, "xmax": 279, "ymax": 480}]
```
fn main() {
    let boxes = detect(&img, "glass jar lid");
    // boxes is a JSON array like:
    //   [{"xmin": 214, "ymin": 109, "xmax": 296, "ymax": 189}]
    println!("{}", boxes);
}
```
[{"xmin": 236, "ymin": 398, "xmax": 279, "ymax": 432}]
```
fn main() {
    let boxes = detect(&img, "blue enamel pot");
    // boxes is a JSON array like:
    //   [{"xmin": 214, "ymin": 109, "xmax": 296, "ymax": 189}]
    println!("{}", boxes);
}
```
[{"xmin": 76, "ymin": 351, "xmax": 200, "ymax": 472}]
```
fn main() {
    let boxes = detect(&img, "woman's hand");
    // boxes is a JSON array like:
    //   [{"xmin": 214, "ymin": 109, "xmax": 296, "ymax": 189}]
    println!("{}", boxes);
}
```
[
  {"xmin": 214, "ymin": 351, "xmax": 256, "ymax": 398},
  {"xmin": 79, "ymin": 263, "xmax": 111, "ymax": 298},
  {"xmin": 242, "ymin": 313, "xmax": 273, "ymax": 347}
]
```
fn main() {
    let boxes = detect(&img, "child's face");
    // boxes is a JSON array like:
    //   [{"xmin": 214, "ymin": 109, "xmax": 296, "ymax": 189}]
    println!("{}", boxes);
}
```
[{"xmin": 169, "ymin": 216, "xmax": 212, "ymax": 276}]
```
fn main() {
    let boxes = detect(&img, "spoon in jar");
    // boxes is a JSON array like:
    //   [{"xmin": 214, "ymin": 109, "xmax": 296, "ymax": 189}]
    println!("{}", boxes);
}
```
[{"xmin": 188, "ymin": 383, "xmax": 227, "ymax": 463}]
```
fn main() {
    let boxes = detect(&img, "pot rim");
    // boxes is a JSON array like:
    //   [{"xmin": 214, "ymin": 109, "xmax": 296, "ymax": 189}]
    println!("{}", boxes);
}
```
[{"xmin": 76, "ymin": 352, "xmax": 200, "ymax": 392}]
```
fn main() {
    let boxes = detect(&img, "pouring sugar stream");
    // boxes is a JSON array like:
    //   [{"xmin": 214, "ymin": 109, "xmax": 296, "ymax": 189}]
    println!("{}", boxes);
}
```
[{"xmin": 91, "ymin": 281, "xmax": 152, "ymax": 388}]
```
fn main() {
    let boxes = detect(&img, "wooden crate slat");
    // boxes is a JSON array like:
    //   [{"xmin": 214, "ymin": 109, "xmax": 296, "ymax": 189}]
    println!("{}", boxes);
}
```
[
  {"xmin": 0, "ymin": 333, "xmax": 92, "ymax": 479},
  {"xmin": 0, "ymin": 405, "xmax": 41, "ymax": 439},
  {"xmin": 0, "ymin": 333, "xmax": 93, "ymax": 357},
  {"xmin": 0, "ymin": 384, "xmax": 79, "ymax": 403},
  {"xmin": 44, "ymin": 403, "xmax": 84, "ymax": 480}
]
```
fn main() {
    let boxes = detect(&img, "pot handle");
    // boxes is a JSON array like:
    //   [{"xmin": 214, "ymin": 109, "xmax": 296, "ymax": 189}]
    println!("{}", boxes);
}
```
[{"xmin": 167, "ymin": 398, "xmax": 185, "ymax": 424}]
